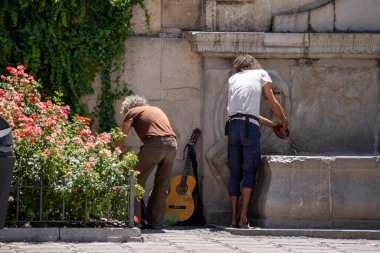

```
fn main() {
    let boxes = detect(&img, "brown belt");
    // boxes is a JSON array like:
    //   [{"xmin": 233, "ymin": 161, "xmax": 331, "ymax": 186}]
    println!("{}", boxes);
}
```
[
  {"xmin": 145, "ymin": 136, "xmax": 176, "ymax": 143},
  {"xmin": 147, "ymin": 135, "xmax": 175, "ymax": 139}
]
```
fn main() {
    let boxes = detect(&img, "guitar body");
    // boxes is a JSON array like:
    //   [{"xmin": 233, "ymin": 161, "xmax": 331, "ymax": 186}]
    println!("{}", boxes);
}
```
[
  {"xmin": 165, "ymin": 175, "xmax": 196, "ymax": 224},
  {"xmin": 164, "ymin": 128, "xmax": 201, "ymax": 226}
]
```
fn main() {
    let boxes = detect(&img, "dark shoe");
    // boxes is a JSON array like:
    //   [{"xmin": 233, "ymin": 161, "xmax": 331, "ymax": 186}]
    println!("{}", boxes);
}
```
[
  {"xmin": 230, "ymin": 224, "xmax": 240, "ymax": 228},
  {"xmin": 139, "ymin": 219, "xmax": 150, "ymax": 229},
  {"xmin": 149, "ymin": 224, "xmax": 163, "ymax": 229},
  {"xmin": 140, "ymin": 222, "xmax": 162, "ymax": 230}
]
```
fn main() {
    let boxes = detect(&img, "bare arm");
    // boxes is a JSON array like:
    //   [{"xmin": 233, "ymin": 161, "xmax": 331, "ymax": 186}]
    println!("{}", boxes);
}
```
[
  {"xmin": 116, "ymin": 119, "xmax": 133, "ymax": 149},
  {"xmin": 259, "ymin": 115, "xmax": 283, "ymax": 129},
  {"xmin": 259, "ymin": 115, "xmax": 274, "ymax": 128},
  {"xmin": 262, "ymin": 83, "xmax": 288, "ymax": 129}
]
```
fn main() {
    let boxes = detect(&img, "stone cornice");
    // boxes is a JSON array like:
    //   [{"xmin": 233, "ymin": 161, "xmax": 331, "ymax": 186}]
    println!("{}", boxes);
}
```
[{"xmin": 184, "ymin": 32, "xmax": 380, "ymax": 59}]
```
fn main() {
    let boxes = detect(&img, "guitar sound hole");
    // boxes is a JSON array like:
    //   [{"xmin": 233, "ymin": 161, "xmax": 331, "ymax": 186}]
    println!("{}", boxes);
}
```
[{"xmin": 176, "ymin": 185, "xmax": 188, "ymax": 195}]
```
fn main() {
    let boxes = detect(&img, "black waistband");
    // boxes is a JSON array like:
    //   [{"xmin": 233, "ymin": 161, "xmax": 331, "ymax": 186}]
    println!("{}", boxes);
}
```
[
  {"xmin": 225, "ymin": 113, "xmax": 259, "ymax": 137},
  {"xmin": 229, "ymin": 113, "xmax": 259, "ymax": 122}
]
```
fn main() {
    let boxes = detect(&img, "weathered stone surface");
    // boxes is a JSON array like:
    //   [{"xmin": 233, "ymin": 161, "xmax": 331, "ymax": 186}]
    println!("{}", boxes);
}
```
[
  {"xmin": 122, "ymin": 37, "xmax": 162, "ymax": 101},
  {"xmin": 335, "ymin": 0, "xmax": 380, "ymax": 32},
  {"xmin": 270, "ymin": 0, "xmax": 380, "ymax": 33},
  {"xmin": 252, "ymin": 156, "xmax": 380, "ymax": 228},
  {"xmin": 186, "ymin": 32, "xmax": 380, "ymax": 59},
  {"xmin": 202, "ymin": 62, "xmax": 231, "ymax": 220},
  {"xmin": 263, "ymin": 33, "xmax": 307, "ymax": 58},
  {"xmin": 268, "ymin": 0, "xmax": 330, "ymax": 14},
  {"xmin": 290, "ymin": 61, "xmax": 379, "ymax": 154},
  {"xmin": 161, "ymin": 39, "xmax": 202, "ymax": 91},
  {"xmin": 60, "ymin": 228, "xmax": 141, "ymax": 242},
  {"xmin": 272, "ymin": 11, "xmax": 309, "ymax": 33},
  {"xmin": 330, "ymin": 157, "xmax": 380, "ymax": 220},
  {"xmin": 216, "ymin": 2, "xmax": 257, "ymax": 32},
  {"xmin": 310, "ymin": 3, "xmax": 334, "ymax": 32},
  {"xmin": 159, "ymin": 28, "xmax": 183, "ymax": 38},
  {"xmin": 205, "ymin": 0, "xmax": 271, "ymax": 32},
  {"xmin": 205, "ymin": 0, "xmax": 329, "ymax": 32},
  {"xmin": 308, "ymin": 33, "xmax": 380, "ymax": 58},
  {"xmin": 256, "ymin": 156, "xmax": 331, "ymax": 220},
  {"xmin": 264, "ymin": 33, "xmax": 307, "ymax": 47},
  {"xmin": 0, "ymin": 228, "xmax": 59, "ymax": 242},
  {"xmin": 162, "ymin": 0, "xmax": 202, "ymax": 30}
]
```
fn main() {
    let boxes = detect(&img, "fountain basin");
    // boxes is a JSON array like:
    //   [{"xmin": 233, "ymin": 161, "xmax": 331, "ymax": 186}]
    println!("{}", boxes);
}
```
[{"xmin": 252, "ymin": 155, "xmax": 380, "ymax": 229}]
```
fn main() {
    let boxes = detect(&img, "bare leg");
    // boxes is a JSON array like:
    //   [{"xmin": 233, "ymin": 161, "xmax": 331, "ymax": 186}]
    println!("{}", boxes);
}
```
[
  {"xmin": 239, "ymin": 187, "xmax": 252, "ymax": 226},
  {"xmin": 230, "ymin": 196, "xmax": 239, "ymax": 225}
]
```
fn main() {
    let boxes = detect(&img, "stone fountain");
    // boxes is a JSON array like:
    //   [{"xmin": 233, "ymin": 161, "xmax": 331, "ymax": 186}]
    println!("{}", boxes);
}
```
[
  {"xmin": 184, "ymin": 0, "xmax": 380, "ymax": 228},
  {"xmin": 84, "ymin": 0, "xmax": 380, "ymax": 229}
]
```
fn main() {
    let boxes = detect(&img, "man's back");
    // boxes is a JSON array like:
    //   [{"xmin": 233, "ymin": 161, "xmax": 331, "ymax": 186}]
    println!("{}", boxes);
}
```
[{"xmin": 124, "ymin": 105, "xmax": 176, "ymax": 143}]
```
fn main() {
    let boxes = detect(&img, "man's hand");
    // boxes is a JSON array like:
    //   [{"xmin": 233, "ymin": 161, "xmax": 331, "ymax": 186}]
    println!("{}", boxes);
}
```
[
  {"xmin": 271, "ymin": 122, "xmax": 289, "ymax": 139},
  {"xmin": 281, "ymin": 118, "xmax": 288, "ymax": 130}
]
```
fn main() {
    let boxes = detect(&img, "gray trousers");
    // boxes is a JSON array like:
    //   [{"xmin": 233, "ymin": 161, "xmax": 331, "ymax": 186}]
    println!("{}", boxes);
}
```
[{"xmin": 135, "ymin": 136, "xmax": 177, "ymax": 226}]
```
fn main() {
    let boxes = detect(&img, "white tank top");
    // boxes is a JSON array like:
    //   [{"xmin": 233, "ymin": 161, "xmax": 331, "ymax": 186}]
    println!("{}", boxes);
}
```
[{"xmin": 227, "ymin": 69, "xmax": 272, "ymax": 126}]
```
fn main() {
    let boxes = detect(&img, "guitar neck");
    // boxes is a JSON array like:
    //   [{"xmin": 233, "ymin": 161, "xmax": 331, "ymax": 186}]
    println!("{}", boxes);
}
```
[
  {"xmin": 180, "ymin": 144, "xmax": 194, "ymax": 187},
  {"xmin": 183, "ymin": 153, "xmax": 192, "ymax": 176},
  {"xmin": 179, "ymin": 127, "xmax": 200, "ymax": 188}
]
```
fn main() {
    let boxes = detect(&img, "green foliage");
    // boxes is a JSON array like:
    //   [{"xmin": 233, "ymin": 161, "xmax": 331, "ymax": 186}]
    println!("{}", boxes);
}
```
[
  {"xmin": 1, "ymin": 65, "xmax": 144, "ymax": 223},
  {"xmin": 0, "ymin": 0, "xmax": 149, "ymax": 131}
]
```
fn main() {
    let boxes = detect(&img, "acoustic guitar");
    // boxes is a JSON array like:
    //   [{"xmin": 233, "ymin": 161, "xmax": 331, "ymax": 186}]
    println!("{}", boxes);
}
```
[{"xmin": 164, "ymin": 128, "xmax": 201, "ymax": 225}]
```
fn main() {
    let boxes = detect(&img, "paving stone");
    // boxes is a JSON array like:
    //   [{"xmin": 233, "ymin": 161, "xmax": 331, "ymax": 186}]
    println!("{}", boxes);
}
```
[
  {"xmin": 243, "ymin": 250, "xmax": 290, "ymax": 253},
  {"xmin": 1, "ymin": 228, "xmax": 380, "ymax": 252},
  {"xmin": 290, "ymin": 251, "xmax": 342, "ymax": 253}
]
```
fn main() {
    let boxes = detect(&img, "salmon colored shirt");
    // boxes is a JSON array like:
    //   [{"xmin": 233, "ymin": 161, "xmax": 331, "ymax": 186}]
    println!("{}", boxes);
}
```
[{"xmin": 123, "ymin": 106, "xmax": 176, "ymax": 143}]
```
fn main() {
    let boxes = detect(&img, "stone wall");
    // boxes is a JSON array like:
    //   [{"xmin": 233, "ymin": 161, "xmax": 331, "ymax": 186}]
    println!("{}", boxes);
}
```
[
  {"xmin": 81, "ymin": 0, "xmax": 380, "ymax": 226},
  {"xmin": 273, "ymin": 0, "xmax": 380, "ymax": 33}
]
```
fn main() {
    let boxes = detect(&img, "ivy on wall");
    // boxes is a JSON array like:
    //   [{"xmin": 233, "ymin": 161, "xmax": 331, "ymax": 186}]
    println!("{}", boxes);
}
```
[{"xmin": 0, "ymin": 0, "xmax": 149, "ymax": 131}]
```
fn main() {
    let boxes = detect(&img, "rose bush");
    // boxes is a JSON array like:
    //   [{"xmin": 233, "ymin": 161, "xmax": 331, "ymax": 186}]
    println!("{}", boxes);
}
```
[{"xmin": 0, "ymin": 65, "xmax": 143, "ymax": 224}]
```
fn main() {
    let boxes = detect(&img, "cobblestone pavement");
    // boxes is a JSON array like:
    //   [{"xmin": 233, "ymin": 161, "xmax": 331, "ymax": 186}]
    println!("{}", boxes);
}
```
[{"xmin": 1, "ymin": 227, "xmax": 380, "ymax": 253}]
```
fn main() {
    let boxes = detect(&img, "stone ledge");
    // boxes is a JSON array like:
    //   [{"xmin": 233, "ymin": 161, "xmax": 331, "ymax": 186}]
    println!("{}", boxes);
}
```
[
  {"xmin": 216, "ymin": 226, "xmax": 380, "ymax": 240},
  {"xmin": 185, "ymin": 32, "xmax": 380, "ymax": 59},
  {"xmin": 0, "ymin": 227, "xmax": 142, "ymax": 242},
  {"xmin": 0, "ymin": 228, "xmax": 59, "ymax": 242}
]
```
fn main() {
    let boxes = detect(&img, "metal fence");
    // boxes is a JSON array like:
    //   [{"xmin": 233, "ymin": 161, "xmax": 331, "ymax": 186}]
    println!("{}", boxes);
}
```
[{"xmin": 5, "ymin": 172, "xmax": 135, "ymax": 228}]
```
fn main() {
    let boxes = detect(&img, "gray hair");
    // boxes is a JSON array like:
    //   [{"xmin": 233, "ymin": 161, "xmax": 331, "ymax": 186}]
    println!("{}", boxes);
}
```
[{"xmin": 120, "ymin": 95, "xmax": 148, "ymax": 115}]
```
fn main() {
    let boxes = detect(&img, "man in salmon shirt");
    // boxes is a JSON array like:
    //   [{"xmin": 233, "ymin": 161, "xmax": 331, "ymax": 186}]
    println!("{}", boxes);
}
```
[{"xmin": 119, "ymin": 95, "xmax": 177, "ymax": 229}]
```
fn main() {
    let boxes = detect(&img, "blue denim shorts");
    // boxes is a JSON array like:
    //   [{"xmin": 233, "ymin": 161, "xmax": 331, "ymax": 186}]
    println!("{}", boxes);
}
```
[{"xmin": 227, "ymin": 119, "xmax": 262, "ymax": 196}]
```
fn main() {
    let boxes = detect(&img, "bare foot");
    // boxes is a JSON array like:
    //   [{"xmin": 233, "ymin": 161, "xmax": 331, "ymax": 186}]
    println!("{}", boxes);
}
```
[
  {"xmin": 238, "ymin": 217, "xmax": 248, "ymax": 227},
  {"xmin": 231, "ymin": 214, "xmax": 239, "ymax": 226}
]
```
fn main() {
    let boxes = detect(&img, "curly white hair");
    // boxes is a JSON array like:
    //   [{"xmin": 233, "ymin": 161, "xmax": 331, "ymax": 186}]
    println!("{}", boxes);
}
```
[{"xmin": 120, "ymin": 95, "xmax": 148, "ymax": 115}]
